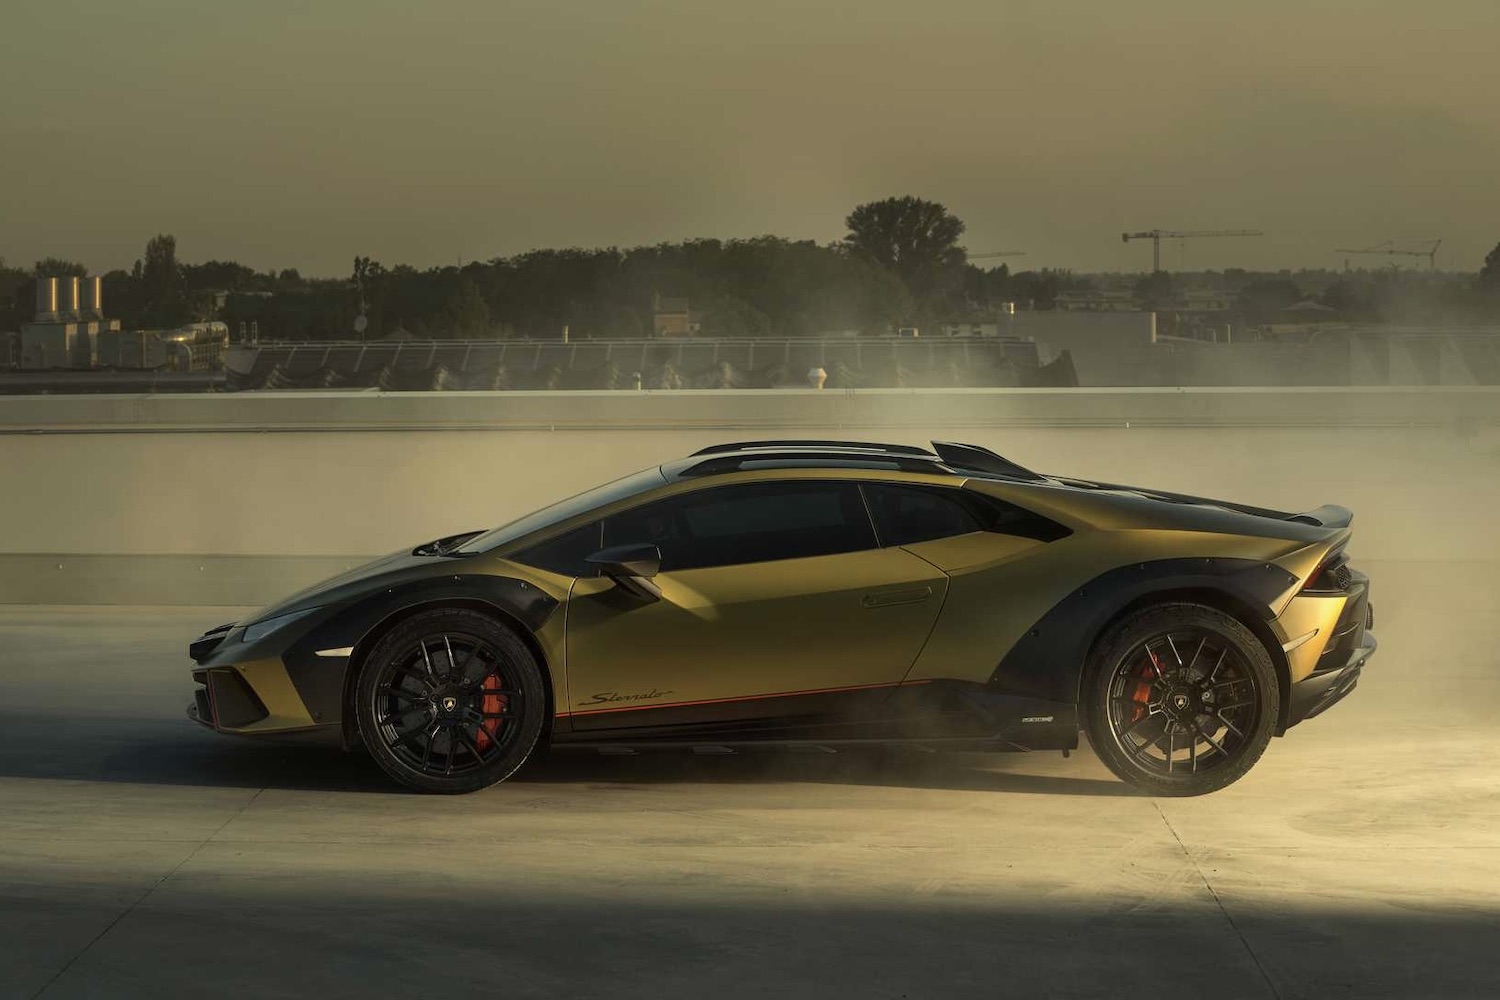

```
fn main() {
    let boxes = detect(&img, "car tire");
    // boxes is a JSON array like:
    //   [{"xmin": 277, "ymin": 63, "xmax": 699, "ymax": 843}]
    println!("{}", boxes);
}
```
[
  {"xmin": 1082, "ymin": 603, "xmax": 1279, "ymax": 797},
  {"xmin": 354, "ymin": 607, "xmax": 547, "ymax": 794}
]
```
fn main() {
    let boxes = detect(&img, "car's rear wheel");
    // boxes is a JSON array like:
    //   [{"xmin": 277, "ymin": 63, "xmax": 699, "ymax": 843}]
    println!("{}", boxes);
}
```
[
  {"xmin": 1083, "ymin": 603, "xmax": 1279, "ymax": 796},
  {"xmin": 355, "ymin": 608, "xmax": 547, "ymax": 793}
]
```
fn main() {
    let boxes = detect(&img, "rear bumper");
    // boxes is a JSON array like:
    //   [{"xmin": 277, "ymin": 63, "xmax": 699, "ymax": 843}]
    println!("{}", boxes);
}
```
[{"xmin": 1287, "ymin": 632, "xmax": 1376, "ymax": 728}]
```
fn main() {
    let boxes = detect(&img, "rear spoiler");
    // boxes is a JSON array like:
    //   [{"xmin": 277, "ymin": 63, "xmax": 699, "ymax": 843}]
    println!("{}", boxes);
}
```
[
  {"xmin": 1286, "ymin": 504, "xmax": 1353, "ymax": 529},
  {"xmin": 1074, "ymin": 480, "xmax": 1353, "ymax": 529}
]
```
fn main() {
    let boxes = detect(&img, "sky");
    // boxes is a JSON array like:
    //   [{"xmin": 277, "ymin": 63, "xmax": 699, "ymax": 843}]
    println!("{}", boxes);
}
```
[{"xmin": 3, "ymin": 0, "xmax": 1498, "ymax": 277}]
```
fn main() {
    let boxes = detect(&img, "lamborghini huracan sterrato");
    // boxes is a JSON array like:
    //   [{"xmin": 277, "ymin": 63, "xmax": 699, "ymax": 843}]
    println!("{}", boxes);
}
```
[{"xmin": 187, "ymin": 440, "xmax": 1375, "ymax": 795}]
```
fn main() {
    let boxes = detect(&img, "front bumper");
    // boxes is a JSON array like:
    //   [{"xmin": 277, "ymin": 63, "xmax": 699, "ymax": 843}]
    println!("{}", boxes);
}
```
[
  {"xmin": 187, "ymin": 659, "xmax": 339, "ymax": 737},
  {"xmin": 189, "ymin": 665, "xmax": 270, "ymax": 730},
  {"xmin": 187, "ymin": 614, "xmax": 351, "ymax": 738}
]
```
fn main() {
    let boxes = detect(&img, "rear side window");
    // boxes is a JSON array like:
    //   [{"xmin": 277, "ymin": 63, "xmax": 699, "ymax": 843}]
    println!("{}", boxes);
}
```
[
  {"xmin": 603, "ymin": 481, "xmax": 877, "ymax": 571},
  {"xmin": 864, "ymin": 484, "xmax": 1071, "ymax": 546},
  {"xmin": 971, "ymin": 493, "xmax": 1071, "ymax": 542},
  {"xmin": 863, "ymin": 484, "xmax": 984, "ymax": 545},
  {"xmin": 511, "ymin": 522, "xmax": 601, "ymax": 577}
]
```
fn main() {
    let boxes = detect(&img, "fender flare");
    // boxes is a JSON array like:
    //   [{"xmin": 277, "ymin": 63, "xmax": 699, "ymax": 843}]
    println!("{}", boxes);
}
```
[
  {"xmin": 281, "ymin": 575, "xmax": 558, "ymax": 730},
  {"xmin": 987, "ymin": 557, "xmax": 1297, "ymax": 706}
]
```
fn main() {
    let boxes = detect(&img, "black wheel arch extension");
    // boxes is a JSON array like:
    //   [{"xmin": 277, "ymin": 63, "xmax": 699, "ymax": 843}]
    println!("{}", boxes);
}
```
[
  {"xmin": 987, "ymin": 558, "xmax": 1297, "ymax": 734},
  {"xmin": 337, "ymin": 599, "xmax": 557, "ymax": 752},
  {"xmin": 274, "ymin": 576, "xmax": 559, "ymax": 747}
]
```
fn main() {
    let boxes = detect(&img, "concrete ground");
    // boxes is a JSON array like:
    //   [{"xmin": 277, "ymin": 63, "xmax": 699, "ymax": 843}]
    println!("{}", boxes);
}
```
[{"xmin": 1, "ymin": 560, "xmax": 1497, "ymax": 999}]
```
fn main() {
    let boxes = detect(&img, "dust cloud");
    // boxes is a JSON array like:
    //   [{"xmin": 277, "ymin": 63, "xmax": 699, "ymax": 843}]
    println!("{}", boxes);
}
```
[{"xmin": 2, "ymin": 396, "xmax": 1496, "ymax": 723}]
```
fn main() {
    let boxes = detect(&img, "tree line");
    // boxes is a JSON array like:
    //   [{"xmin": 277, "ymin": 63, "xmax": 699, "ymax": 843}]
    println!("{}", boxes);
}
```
[{"xmin": 4, "ymin": 198, "xmax": 1500, "ymax": 341}]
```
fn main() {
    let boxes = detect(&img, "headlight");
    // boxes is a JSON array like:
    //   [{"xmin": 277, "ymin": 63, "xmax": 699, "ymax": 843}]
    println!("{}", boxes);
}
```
[{"xmin": 242, "ymin": 606, "xmax": 323, "ymax": 645}]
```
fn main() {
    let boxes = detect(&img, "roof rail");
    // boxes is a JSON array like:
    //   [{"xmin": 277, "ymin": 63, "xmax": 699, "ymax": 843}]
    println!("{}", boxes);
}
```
[
  {"xmin": 690, "ymin": 440, "xmax": 934, "ymax": 457},
  {"xmin": 930, "ymin": 441, "xmax": 1043, "ymax": 481},
  {"xmin": 679, "ymin": 451, "xmax": 944, "ymax": 478}
]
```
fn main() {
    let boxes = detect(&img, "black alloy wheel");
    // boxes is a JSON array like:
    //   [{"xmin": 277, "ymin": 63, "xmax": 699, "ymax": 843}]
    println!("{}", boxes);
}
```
[
  {"xmin": 1084, "ymin": 603, "xmax": 1279, "ymax": 796},
  {"xmin": 355, "ymin": 608, "xmax": 547, "ymax": 793}
]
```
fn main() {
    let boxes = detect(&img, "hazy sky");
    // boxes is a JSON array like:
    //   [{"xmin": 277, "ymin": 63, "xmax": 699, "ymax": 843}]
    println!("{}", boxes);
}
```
[{"xmin": 4, "ymin": 0, "xmax": 1497, "ymax": 276}]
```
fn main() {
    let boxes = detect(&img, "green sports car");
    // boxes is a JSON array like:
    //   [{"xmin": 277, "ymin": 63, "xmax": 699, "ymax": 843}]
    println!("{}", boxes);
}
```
[{"xmin": 187, "ymin": 440, "xmax": 1374, "ymax": 795}]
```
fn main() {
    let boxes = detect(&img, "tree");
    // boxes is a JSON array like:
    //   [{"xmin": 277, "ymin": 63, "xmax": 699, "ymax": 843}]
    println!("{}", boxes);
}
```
[
  {"xmin": 1, "ymin": 258, "xmax": 33, "ymax": 331},
  {"xmin": 1318, "ymin": 278, "xmax": 1366, "ymax": 314},
  {"xmin": 1481, "ymin": 240, "xmax": 1500, "ymax": 292},
  {"xmin": 139, "ymin": 234, "xmax": 188, "ymax": 328},
  {"xmin": 437, "ymin": 277, "xmax": 491, "ymax": 338},
  {"xmin": 697, "ymin": 295, "xmax": 770, "ymax": 338},
  {"xmin": 1008, "ymin": 269, "xmax": 1073, "ymax": 311},
  {"xmin": 843, "ymin": 196, "xmax": 967, "ymax": 306},
  {"xmin": 100, "ymin": 269, "xmax": 143, "ymax": 327},
  {"xmin": 1234, "ymin": 277, "xmax": 1303, "ymax": 325},
  {"xmin": 33, "ymin": 257, "xmax": 88, "ymax": 278},
  {"xmin": 182, "ymin": 260, "xmax": 258, "ymax": 292},
  {"xmin": 1133, "ymin": 270, "xmax": 1175, "ymax": 311}
]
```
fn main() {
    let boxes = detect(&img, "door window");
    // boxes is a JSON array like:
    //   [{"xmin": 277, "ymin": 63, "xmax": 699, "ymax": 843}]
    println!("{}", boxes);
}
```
[{"xmin": 603, "ymin": 481, "xmax": 877, "ymax": 571}]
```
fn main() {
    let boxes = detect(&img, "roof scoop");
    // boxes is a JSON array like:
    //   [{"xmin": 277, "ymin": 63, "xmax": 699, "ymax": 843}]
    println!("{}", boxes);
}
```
[{"xmin": 930, "ymin": 441, "xmax": 1043, "ymax": 481}]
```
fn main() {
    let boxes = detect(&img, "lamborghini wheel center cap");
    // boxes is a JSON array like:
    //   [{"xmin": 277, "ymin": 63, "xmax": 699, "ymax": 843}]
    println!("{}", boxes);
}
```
[
  {"xmin": 1164, "ymin": 689, "xmax": 1196, "ymax": 719},
  {"xmin": 441, "ymin": 696, "xmax": 458, "ymax": 712}
]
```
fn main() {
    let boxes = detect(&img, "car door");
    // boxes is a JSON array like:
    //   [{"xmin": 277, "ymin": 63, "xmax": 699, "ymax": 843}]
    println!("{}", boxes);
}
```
[
  {"xmin": 562, "ymin": 479, "xmax": 948, "ymax": 734},
  {"xmin": 862, "ymin": 482, "xmax": 1063, "ymax": 688}
]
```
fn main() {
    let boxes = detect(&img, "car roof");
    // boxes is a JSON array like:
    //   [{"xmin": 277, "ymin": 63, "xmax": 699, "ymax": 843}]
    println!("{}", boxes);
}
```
[{"xmin": 662, "ymin": 440, "xmax": 1044, "ymax": 483}]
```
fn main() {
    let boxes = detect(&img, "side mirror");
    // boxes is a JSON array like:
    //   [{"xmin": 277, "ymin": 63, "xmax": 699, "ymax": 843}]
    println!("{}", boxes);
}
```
[{"xmin": 585, "ymin": 543, "xmax": 662, "ymax": 601}]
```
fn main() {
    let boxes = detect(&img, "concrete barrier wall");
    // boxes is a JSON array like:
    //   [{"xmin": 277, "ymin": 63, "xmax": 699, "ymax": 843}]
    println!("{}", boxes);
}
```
[
  {"xmin": 5, "ymin": 386, "xmax": 1500, "ymax": 432},
  {"xmin": 2, "ymin": 389, "xmax": 1498, "ymax": 603}
]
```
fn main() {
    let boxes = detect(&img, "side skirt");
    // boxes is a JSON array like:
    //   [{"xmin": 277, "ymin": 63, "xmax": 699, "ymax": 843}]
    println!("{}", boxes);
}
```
[
  {"xmin": 549, "ymin": 680, "xmax": 1078, "ymax": 752},
  {"xmin": 548, "ymin": 735, "xmax": 1075, "ymax": 755}
]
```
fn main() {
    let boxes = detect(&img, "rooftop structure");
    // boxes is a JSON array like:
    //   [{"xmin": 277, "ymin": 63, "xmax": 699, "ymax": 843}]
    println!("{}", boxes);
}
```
[{"xmin": 20, "ymin": 275, "xmax": 119, "ymax": 369}]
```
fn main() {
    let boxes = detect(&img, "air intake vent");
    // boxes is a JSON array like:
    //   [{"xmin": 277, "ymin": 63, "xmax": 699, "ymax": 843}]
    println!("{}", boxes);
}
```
[{"xmin": 930, "ymin": 441, "xmax": 1042, "ymax": 481}]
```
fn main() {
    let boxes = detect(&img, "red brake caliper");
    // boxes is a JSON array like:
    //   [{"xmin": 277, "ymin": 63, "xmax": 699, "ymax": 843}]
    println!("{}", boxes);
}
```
[
  {"xmin": 473, "ymin": 670, "xmax": 508, "ymax": 752},
  {"xmin": 1129, "ymin": 653, "xmax": 1158, "ymax": 722}
]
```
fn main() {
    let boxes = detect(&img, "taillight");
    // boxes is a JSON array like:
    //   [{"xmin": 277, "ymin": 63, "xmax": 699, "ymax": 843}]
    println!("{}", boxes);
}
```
[{"xmin": 1303, "ymin": 550, "xmax": 1352, "ymax": 593}]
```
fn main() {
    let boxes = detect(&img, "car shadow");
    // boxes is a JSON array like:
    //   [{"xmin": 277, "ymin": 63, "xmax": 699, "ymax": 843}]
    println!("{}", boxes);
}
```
[
  {"xmin": 0, "ymin": 712, "xmax": 1137, "ymax": 797},
  {"xmin": 517, "ymin": 746, "xmax": 1139, "ymax": 797}
]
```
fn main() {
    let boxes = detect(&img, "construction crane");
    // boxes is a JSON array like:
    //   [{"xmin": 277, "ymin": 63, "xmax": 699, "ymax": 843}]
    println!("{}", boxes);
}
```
[
  {"xmin": 1333, "ymin": 239, "xmax": 1442, "ymax": 272},
  {"xmin": 1121, "ymin": 229, "xmax": 1264, "ymax": 272},
  {"xmin": 967, "ymin": 251, "xmax": 1027, "ymax": 262}
]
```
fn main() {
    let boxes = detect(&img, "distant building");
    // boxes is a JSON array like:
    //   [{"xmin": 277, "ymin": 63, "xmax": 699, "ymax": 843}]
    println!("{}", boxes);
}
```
[
  {"xmin": 1055, "ymin": 289, "xmax": 1137, "ymax": 312},
  {"xmin": 937, "ymin": 320, "xmax": 1003, "ymax": 338},
  {"xmin": 98, "ymin": 323, "xmax": 229, "ymax": 371},
  {"xmin": 20, "ymin": 276, "xmax": 119, "ymax": 369},
  {"xmin": 19, "ymin": 275, "xmax": 225, "ymax": 371},
  {"xmin": 1055, "ymin": 287, "xmax": 1235, "ymax": 313},
  {"xmin": 1169, "ymin": 288, "xmax": 1234, "ymax": 313},
  {"xmin": 652, "ymin": 293, "xmax": 697, "ymax": 336},
  {"xmin": 1264, "ymin": 300, "xmax": 1345, "ymax": 337}
]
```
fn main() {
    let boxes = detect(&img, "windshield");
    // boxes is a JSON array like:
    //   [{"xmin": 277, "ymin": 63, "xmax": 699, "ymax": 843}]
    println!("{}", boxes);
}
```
[{"xmin": 455, "ymin": 466, "xmax": 668, "ymax": 554}]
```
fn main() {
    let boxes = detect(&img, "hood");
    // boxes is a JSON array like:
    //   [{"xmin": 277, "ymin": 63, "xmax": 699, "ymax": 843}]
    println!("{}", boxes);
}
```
[{"xmin": 248, "ymin": 544, "xmax": 476, "ymax": 623}]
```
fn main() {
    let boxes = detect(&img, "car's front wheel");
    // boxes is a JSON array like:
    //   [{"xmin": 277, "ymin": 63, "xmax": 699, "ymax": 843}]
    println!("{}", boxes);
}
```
[
  {"xmin": 1083, "ymin": 603, "xmax": 1279, "ymax": 796},
  {"xmin": 354, "ymin": 608, "xmax": 547, "ymax": 793}
]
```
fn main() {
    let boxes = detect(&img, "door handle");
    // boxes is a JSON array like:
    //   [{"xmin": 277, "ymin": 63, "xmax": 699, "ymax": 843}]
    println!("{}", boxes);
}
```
[{"xmin": 862, "ymin": 585, "xmax": 933, "ymax": 609}]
